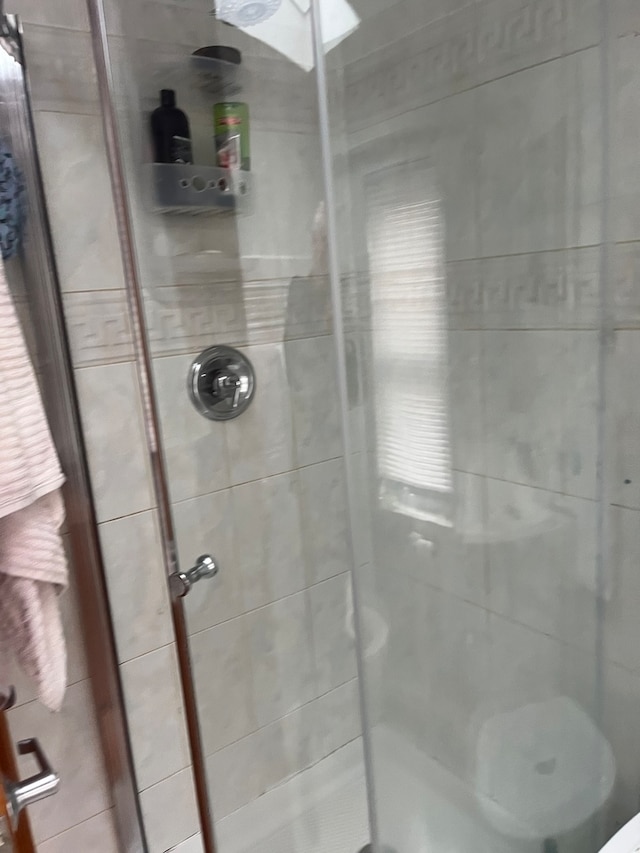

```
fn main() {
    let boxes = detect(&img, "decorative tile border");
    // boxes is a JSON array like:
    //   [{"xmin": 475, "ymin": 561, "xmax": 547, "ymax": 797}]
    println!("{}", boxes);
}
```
[
  {"xmin": 147, "ymin": 277, "xmax": 333, "ymax": 357},
  {"xmin": 63, "ymin": 289, "xmax": 134, "ymax": 367},
  {"xmin": 615, "ymin": 242, "xmax": 640, "ymax": 327},
  {"xmin": 344, "ymin": 0, "xmax": 593, "ymax": 131},
  {"xmin": 338, "ymin": 253, "xmax": 600, "ymax": 332},
  {"xmin": 479, "ymin": 248, "xmax": 601, "ymax": 329},
  {"xmin": 451, "ymin": 248, "xmax": 601, "ymax": 330},
  {"xmin": 444, "ymin": 245, "xmax": 640, "ymax": 329},
  {"xmin": 90, "ymin": 241, "xmax": 640, "ymax": 364}
]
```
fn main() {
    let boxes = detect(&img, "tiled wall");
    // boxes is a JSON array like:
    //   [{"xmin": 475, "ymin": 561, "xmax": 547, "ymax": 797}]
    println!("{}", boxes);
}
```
[
  {"xmin": 4, "ymin": 6, "xmax": 120, "ymax": 851},
  {"xmin": 330, "ymin": 0, "xmax": 640, "ymax": 844},
  {"xmin": 14, "ymin": 0, "xmax": 640, "ymax": 849},
  {"xmin": 8, "ymin": 1, "xmax": 364, "ymax": 851},
  {"xmin": 6, "ymin": 1, "xmax": 202, "ymax": 850},
  {"xmin": 5, "ymin": 529, "xmax": 119, "ymax": 851},
  {"xmin": 106, "ymin": 0, "xmax": 363, "ymax": 833}
]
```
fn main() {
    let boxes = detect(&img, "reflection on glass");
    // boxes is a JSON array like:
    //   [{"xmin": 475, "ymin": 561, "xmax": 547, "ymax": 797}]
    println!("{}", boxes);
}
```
[
  {"xmin": 476, "ymin": 695, "xmax": 615, "ymax": 846},
  {"xmin": 213, "ymin": 0, "xmax": 360, "ymax": 70},
  {"xmin": 365, "ymin": 161, "xmax": 452, "ymax": 525}
]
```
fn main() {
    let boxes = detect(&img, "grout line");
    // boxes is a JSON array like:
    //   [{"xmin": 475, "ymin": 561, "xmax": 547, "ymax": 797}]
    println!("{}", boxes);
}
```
[
  {"xmin": 451, "ymin": 467, "xmax": 600, "ymax": 503},
  {"xmin": 97, "ymin": 506, "xmax": 157, "ymax": 526},
  {"xmin": 453, "ymin": 326, "xmax": 603, "ymax": 332},
  {"xmin": 168, "ymin": 454, "xmax": 345, "ymax": 505},
  {"xmin": 136, "ymin": 683, "xmax": 360, "ymax": 797},
  {"xmin": 10, "ymin": 674, "xmax": 92, "ymax": 712},
  {"xmin": 114, "ymin": 569, "xmax": 351, "ymax": 667},
  {"xmin": 149, "ymin": 330, "xmax": 336, "ymax": 362},
  {"xmin": 610, "ymin": 501, "xmax": 640, "ymax": 512},
  {"xmin": 20, "ymin": 21, "xmax": 91, "ymax": 35},
  {"xmin": 202, "ymin": 678, "xmax": 361, "ymax": 761},
  {"xmin": 118, "ymin": 640, "xmax": 175, "ymax": 668},
  {"xmin": 59, "ymin": 274, "xmax": 334, "ymax": 296},
  {"xmin": 216, "ymin": 735, "xmax": 365, "ymax": 822},
  {"xmin": 347, "ymin": 41, "xmax": 600, "ymax": 140},
  {"xmin": 94, "ymin": 503, "xmax": 156, "ymax": 525},
  {"xmin": 185, "ymin": 569, "xmax": 351, "ymax": 640},
  {"xmin": 390, "ymin": 565, "xmax": 640, "ymax": 680},
  {"xmin": 345, "ymin": 236, "xmax": 640, "ymax": 267},
  {"xmin": 138, "ymin": 764, "xmax": 191, "ymax": 795},
  {"xmin": 36, "ymin": 808, "xmax": 115, "ymax": 846},
  {"xmin": 31, "ymin": 107, "xmax": 101, "ymax": 118}
]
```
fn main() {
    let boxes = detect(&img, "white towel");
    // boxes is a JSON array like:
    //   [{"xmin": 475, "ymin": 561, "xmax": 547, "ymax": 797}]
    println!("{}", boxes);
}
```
[{"xmin": 0, "ymin": 258, "xmax": 67, "ymax": 711}]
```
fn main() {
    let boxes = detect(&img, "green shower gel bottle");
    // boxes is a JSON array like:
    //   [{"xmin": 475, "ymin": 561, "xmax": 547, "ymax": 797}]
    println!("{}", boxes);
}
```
[{"xmin": 214, "ymin": 102, "xmax": 250, "ymax": 171}]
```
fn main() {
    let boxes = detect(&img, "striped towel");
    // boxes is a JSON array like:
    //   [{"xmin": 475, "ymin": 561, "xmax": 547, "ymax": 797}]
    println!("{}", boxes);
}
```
[{"xmin": 0, "ymin": 258, "xmax": 67, "ymax": 711}]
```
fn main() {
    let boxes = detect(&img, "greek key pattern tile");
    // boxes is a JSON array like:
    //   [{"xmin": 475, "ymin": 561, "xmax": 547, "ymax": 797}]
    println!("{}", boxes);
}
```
[
  {"xmin": 445, "ymin": 245, "xmax": 640, "ymax": 329},
  {"xmin": 615, "ymin": 242, "xmax": 640, "ymax": 327},
  {"xmin": 147, "ymin": 277, "xmax": 333, "ymax": 357},
  {"xmin": 344, "ymin": 0, "xmax": 594, "ymax": 131},
  {"xmin": 63, "ymin": 290, "xmax": 134, "ymax": 367}
]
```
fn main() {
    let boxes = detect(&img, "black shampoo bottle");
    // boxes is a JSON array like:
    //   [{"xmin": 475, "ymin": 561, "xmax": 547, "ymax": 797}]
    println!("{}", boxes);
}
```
[{"xmin": 151, "ymin": 89, "xmax": 193, "ymax": 164}]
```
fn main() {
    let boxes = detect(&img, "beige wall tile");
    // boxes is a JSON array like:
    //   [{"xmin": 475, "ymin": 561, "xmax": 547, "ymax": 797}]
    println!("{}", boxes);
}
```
[
  {"xmin": 232, "ymin": 472, "xmax": 306, "ymax": 612},
  {"xmin": 139, "ymin": 768, "xmax": 200, "ymax": 853},
  {"xmin": 99, "ymin": 510, "xmax": 173, "ymax": 662},
  {"xmin": 11, "ymin": 0, "xmax": 89, "ymax": 30},
  {"xmin": 63, "ymin": 290, "xmax": 134, "ymax": 368},
  {"xmin": 310, "ymin": 574, "xmax": 357, "ymax": 695},
  {"xmin": 604, "ymin": 505, "xmax": 640, "ymax": 673},
  {"xmin": 299, "ymin": 459, "xmax": 351, "ymax": 586},
  {"xmin": 121, "ymin": 644, "xmax": 191, "ymax": 791},
  {"xmin": 74, "ymin": 361, "xmax": 155, "ymax": 522},
  {"xmin": 189, "ymin": 616, "xmax": 256, "ymax": 755},
  {"xmin": 33, "ymin": 112, "xmax": 124, "ymax": 294},
  {"xmin": 317, "ymin": 679, "xmax": 362, "ymax": 757},
  {"xmin": 8, "ymin": 680, "xmax": 111, "ymax": 844},
  {"xmin": 170, "ymin": 833, "xmax": 205, "ymax": 853},
  {"xmin": 248, "ymin": 592, "xmax": 316, "ymax": 728},
  {"xmin": 205, "ymin": 720, "xmax": 289, "ymax": 819},
  {"xmin": 611, "ymin": 331, "xmax": 640, "ymax": 510},
  {"xmin": 285, "ymin": 335, "xmax": 342, "ymax": 467},
  {"xmin": 152, "ymin": 352, "xmax": 230, "ymax": 503},
  {"xmin": 482, "ymin": 330, "xmax": 599, "ymax": 499},
  {"xmin": 37, "ymin": 810, "xmax": 119, "ymax": 853},
  {"xmin": 175, "ymin": 489, "xmax": 243, "ymax": 633},
  {"xmin": 225, "ymin": 343, "xmax": 296, "ymax": 485},
  {"xmin": 24, "ymin": 27, "xmax": 99, "ymax": 114}
]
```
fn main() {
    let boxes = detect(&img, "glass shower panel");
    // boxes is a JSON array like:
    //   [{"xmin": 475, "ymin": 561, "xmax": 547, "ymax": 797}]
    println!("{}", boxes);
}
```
[
  {"xmin": 322, "ymin": 1, "xmax": 619, "ymax": 851},
  {"xmin": 101, "ymin": 2, "xmax": 367, "ymax": 852}
]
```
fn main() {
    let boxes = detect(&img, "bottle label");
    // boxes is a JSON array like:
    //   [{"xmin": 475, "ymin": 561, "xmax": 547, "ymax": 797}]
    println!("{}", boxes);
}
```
[
  {"xmin": 214, "ymin": 103, "xmax": 250, "ymax": 171},
  {"xmin": 215, "ymin": 133, "xmax": 241, "ymax": 170},
  {"xmin": 170, "ymin": 135, "xmax": 193, "ymax": 165}
]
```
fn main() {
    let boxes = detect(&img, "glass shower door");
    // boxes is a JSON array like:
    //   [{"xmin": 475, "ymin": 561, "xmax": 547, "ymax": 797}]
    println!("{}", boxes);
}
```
[
  {"xmin": 321, "ymin": 1, "xmax": 629, "ymax": 851},
  {"xmin": 100, "ymin": 2, "xmax": 369, "ymax": 852},
  {"xmin": 96, "ymin": 0, "xmax": 640, "ymax": 850}
]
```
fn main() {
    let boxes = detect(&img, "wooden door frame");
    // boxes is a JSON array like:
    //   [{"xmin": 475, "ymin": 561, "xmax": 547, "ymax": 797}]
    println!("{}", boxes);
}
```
[{"xmin": 0, "ymin": 712, "xmax": 35, "ymax": 853}]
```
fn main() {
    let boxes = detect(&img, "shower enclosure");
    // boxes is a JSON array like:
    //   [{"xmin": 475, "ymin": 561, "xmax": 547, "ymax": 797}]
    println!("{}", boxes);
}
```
[{"xmin": 89, "ymin": 0, "xmax": 639, "ymax": 850}]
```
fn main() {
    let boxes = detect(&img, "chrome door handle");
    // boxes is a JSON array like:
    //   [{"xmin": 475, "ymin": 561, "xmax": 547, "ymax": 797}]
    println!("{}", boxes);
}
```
[
  {"xmin": 169, "ymin": 554, "xmax": 219, "ymax": 599},
  {"xmin": 4, "ymin": 739, "xmax": 59, "ymax": 828}
]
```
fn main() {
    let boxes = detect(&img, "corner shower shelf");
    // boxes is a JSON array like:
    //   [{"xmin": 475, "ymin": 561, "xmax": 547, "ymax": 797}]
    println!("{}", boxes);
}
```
[{"xmin": 150, "ymin": 163, "xmax": 252, "ymax": 216}]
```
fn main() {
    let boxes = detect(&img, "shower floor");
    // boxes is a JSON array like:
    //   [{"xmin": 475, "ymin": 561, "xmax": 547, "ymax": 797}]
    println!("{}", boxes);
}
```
[
  {"xmin": 215, "ymin": 739, "xmax": 369, "ymax": 853},
  {"xmin": 213, "ymin": 723, "xmax": 613, "ymax": 853}
]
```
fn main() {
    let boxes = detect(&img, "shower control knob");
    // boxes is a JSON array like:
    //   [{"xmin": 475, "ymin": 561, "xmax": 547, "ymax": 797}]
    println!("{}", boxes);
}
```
[
  {"xmin": 169, "ymin": 555, "xmax": 219, "ymax": 599},
  {"xmin": 188, "ymin": 345, "xmax": 255, "ymax": 421}
]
